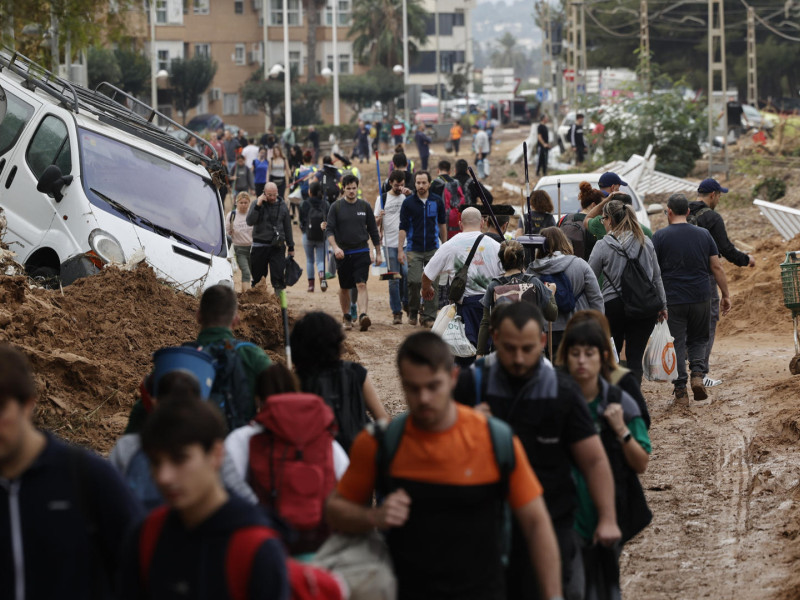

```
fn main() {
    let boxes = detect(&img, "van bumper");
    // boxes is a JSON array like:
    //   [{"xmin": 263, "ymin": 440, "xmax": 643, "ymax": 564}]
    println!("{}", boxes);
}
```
[{"xmin": 60, "ymin": 254, "xmax": 100, "ymax": 286}]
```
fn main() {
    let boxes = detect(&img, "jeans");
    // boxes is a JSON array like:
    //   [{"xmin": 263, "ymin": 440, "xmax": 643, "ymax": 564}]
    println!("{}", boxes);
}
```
[
  {"xmin": 667, "ymin": 301, "xmax": 711, "ymax": 389},
  {"xmin": 407, "ymin": 249, "xmax": 438, "ymax": 322},
  {"xmin": 386, "ymin": 247, "xmax": 408, "ymax": 315},
  {"xmin": 302, "ymin": 233, "xmax": 327, "ymax": 277},
  {"xmin": 704, "ymin": 274, "xmax": 720, "ymax": 375},
  {"xmin": 536, "ymin": 145, "xmax": 549, "ymax": 176},
  {"xmin": 233, "ymin": 244, "xmax": 252, "ymax": 284},
  {"xmin": 605, "ymin": 297, "xmax": 657, "ymax": 385}
]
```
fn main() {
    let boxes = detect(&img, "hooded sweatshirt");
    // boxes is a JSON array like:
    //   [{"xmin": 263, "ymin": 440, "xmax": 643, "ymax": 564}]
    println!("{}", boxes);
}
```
[
  {"xmin": 118, "ymin": 496, "xmax": 289, "ymax": 600},
  {"xmin": 587, "ymin": 231, "xmax": 666, "ymax": 310},
  {"xmin": 530, "ymin": 251, "xmax": 605, "ymax": 331}
]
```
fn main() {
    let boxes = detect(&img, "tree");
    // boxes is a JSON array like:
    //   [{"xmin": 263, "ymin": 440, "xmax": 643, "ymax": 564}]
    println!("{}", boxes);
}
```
[
  {"xmin": 241, "ymin": 68, "xmax": 286, "ymax": 127},
  {"xmin": 448, "ymin": 63, "xmax": 471, "ymax": 97},
  {"xmin": 115, "ymin": 47, "xmax": 151, "ymax": 98},
  {"xmin": 490, "ymin": 32, "xmax": 527, "ymax": 74},
  {"xmin": 338, "ymin": 67, "xmax": 404, "ymax": 117},
  {"xmin": 349, "ymin": 0, "xmax": 429, "ymax": 67},
  {"xmin": 293, "ymin": 81, "xmax": 330, "ymax": 125},
  {"xmin": 304, "ymin": 0, "xmax": 327, "ymax": 82},
  {"xmin": 169, "ymin": 55, "xmax": 217, "ymax": 125},
  {"xmin": 87, "ymin": 47, "xmax": 121, "ymax": 90}
]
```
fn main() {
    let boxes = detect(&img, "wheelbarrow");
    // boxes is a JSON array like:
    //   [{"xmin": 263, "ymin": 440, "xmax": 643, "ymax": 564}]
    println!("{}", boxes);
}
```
[{"xmin": 780, "ymin": 251, "xmax": 800, "ymax": 375}]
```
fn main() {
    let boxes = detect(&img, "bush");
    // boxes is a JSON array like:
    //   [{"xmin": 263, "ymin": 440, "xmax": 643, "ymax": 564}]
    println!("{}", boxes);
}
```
[{"xmin": 753, "ymin": 177, "xmax": 787, "ymax": 202}]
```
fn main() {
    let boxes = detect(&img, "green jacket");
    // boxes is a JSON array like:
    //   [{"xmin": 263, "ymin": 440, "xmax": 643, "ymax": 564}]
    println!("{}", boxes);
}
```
[
  {"xmin": 124, "ymin": 327, "xmax": 271, "ymax": 433},
  {"xmin": 587, "ymin": 214, "xmax": 653, "ymax": 242}
]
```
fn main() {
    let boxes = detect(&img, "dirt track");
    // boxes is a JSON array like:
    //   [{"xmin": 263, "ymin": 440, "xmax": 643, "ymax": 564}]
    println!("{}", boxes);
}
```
[{"xmin": 2, "ymin": 130, "xmax": 800, "ymax": 598}]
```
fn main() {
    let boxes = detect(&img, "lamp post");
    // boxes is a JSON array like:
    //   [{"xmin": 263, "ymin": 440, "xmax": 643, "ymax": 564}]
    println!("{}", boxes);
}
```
[
  {"xmin": 263, "ymin": 0, "xmax": 270, "ymax": 131},
  {"xmin": 150, "ymin": 0, "xmax": 157, "ymax": 109},
  {"xmin": 282, "ymin": 0, "xmax": 291, "ymax": 129},
  {"xmin": 402, "ymin": 0, "xmax": 409, "ymax": 127}
]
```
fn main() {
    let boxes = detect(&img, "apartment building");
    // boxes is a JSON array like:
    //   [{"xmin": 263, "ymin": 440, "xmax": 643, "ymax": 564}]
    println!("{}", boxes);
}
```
[
  {"xmin": 147, "ymin": 0, "xmax": 362, "ymax": 133},
  {"xmin": 408, "ymin": 0, "xmax": 475, "ymax": 98}
]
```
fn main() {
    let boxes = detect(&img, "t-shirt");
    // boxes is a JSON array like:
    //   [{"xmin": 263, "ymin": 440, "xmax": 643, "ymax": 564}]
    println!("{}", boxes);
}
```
[
  {"xmin": 474, "ymin": 130, "xmax": 490, "ymax": 154},
  {"xmin": 587, "ymin": 214, "xmax": 653, "ymax": 241},
  {"xmin": 423, "ymin": 231, "xmax": 503, "ymax": 298},
  {"xmin": 537, "ymin": 123, "xmax": 549, "ymax": 147},
  {"xmin": 241, "ymin": 144, "xmax": 260, "ymax": 168},
  {"xmin": 652, "ymin": 222, "xmax": 719, "ymax": 305},
  {"xmin": 375, "ymin": 191, "xmax": 407, "ymax": 248},
  {"xmin": 226, "ymin": 210, "xmax": 254, "ymax": 246},
  {"xmin": 337, "ymin": 404, "xmax": 542, "ymax": 510}
]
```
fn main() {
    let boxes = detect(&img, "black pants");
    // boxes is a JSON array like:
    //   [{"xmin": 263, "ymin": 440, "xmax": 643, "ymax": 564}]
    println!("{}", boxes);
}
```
[
  {"xmin": 576, "ymin": 145, "xmax": 586, "ymax": 164},
  {"xmin": 605, "ymin": 297, "xmax": 657, "ymax": 385},
  {"xmin": 667, "ymin": 301, "xmax": 710, "ymax": 390},
  {"xmin": 452, "ymin": 138, "xmax": 460, "ymax": 155},
  {"xmin": 250, "ymin": 244, "xmax": 286, "ymax": 290},
  {"xmin": 536, "ymin": 145, "xmax": 549, "ymax": 176}
]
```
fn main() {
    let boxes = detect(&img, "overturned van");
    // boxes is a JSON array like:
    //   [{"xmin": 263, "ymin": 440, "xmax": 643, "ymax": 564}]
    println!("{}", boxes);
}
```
[{"xmin": 0, "ymin": 48, "xmax": 233, "ymax": 295}]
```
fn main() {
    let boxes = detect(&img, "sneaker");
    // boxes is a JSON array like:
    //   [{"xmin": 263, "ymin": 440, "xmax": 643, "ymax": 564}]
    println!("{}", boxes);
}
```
[
  {"xmin": 342, "ymin": 314, "xmax": 353, "ymax": 331},
  {"xmin": 350, "ymin": 303, "xmax": 358, "ymax": 322},
  {"xmin": 690, "ymin": 372, "xmax": 709, "ymax": 402},
  {"xmin": 393, "ymin": 313, "xmax": 403, "ymax": 325},
  {"xmin": 703, "ymin": 376, "xmax": 722, "ymax": 387},
  {"xmin": 320, "ymin": 279, "xmax": 328, "ymax": 292},
  {"xmin": 673, "ymin": 388, "xmax": 689, "ymax": 406},
  {"xmin": 359, "ymin": 313, "xmax": 371, "ymax": 332},
  {"xmin": 408, "ymin": 312, "xmax": 418, "ymax": 326}
]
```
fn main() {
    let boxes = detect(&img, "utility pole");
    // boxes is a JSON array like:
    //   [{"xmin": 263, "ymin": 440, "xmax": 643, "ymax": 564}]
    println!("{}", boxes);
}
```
[
  {"xmin": 567, "ymin": 1, "xmax": 585, "ymax": 103},
  {"xmin": 282, "ymin": 0, "xmax": 292, "ymax": 129},
  {"xmin": 577, "ymin": 0, "xmax": 586, "ymax": 98},
  {"xmin": 708, "ymin": 0, "xmax": 728, "ymax": 177},
  {"xmin": 540, "ymin": 0, "xmax": 553, "ymax": 115},
  {"xmin": 332, "ymin": 0, "xmax": 340, "ymax": 125},
  {"xmin": 746, "ymin": 5, "xmax": 757, "ymax": 106},
  {"xmin": 639, "ymin": 0, "xmax": 650, "ymax": 93},
  {"xmin": 566, "ymin": 1, "xmax": 575, "ymax": 105},
  {"xmin": 435, "ymin": 0, "xmax": 441, "ymax": 122},
  {"xmin": 402, "ymin": 0, "xmax": 410, "ymax": 128},
  {"xmin": 263, "ymin": 0, "xmax": 271, "ymax": 131}
]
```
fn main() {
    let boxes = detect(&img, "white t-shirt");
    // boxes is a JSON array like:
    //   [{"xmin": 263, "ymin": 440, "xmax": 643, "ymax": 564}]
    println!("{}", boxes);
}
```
[
  {"xmin": 241, "ymin": 144, "xmax": 259, "ymax": 169},
  {"xmin": 374, "ymin": 191, "xmax": 407, "ymax": 248},
  {"xmin": 225, "ymin": 423, "xmax": 350, "ymax": 482},
  {"xmin": 474, "ymin": 130, "xmax": 490, "ymax": 154},
  {"xmin": 423, "ymin": 230, "xmax": 502, "ymax": 298}
]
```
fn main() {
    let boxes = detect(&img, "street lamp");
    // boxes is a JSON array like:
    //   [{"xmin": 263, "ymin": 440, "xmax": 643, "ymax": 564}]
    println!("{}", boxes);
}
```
[
  {"xmin": 321, "ymin": 65, "xmax": 340, "ymax": 126},
  {"xmin": 393, "ymin": 64, "xmax": 404, "ymax": 76},
  {"xmin": 281, "ymin": 0, "xmax": 291, "ymax": 129},
  {"xmin": 402, "ymin": 0, "xmax": 409, "ymax": 127}
]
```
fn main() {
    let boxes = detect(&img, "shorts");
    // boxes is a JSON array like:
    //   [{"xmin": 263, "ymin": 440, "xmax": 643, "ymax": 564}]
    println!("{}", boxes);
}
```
[{"xmin": 336, "ymin": 251, "xmax": 371, "ymax": 289}]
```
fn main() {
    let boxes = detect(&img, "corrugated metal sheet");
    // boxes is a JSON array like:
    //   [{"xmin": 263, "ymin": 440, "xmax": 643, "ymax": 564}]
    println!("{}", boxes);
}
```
[
  {"xmin": 596, "ymin": 157, "xmax": 697, "ymax": 196},
  {"xmin": 754, "ymin": 199, "xmax": 800, "ymax": 241}
]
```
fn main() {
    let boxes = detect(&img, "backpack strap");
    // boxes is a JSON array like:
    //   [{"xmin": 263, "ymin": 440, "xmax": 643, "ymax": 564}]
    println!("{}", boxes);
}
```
[
  {"xmin": 374, "ymin": 413, "xmax": 409, "ymax": 498},
  {"xmin": 473, "ymin": 356, "xmax": 487, "ymax": 407},
  {"xmin": 606, "ymin": 383, "xmax": 622, "ymax": 406},
  {"xmin": 486, "ymin": 416, "xmax": 515, "ymax": 496},
  {"xmin": 226, "ymin": 526, "xmax": 278, "ymax": 600},
  {"xmin": 139, "ymin": 506, "xmax": 170, "ymax": 588}
]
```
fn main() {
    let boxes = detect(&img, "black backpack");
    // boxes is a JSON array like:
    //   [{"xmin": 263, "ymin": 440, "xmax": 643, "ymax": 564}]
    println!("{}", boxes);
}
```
[
  {"xmin": 183, "ymin": 339, "xmax": 258, "ymax": 430},
  {"xmin": 559, "ymin": 213, "xmax": 594, "ymax": 260},
  {"xmin": 602, "ymin": 242, "xmax": 662, "ymax": 320},
  {"xmin": 306, "ymin": 198, "xmax": 326, "ymax": 242},
  {"xmin": 320, "ymin": 169, "xmax": 340, "ymax": 204},
  {"xmin": 301, "ymin": 361, "xmax": 366, "ymax": 453}
]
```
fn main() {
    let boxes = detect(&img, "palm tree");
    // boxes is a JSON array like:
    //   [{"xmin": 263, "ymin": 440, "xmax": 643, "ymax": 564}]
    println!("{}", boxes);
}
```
[
  {"xmin": 349, "ymin": 0, "xmax": 428, "ymax": 68},
  {"xmin": 490, "ymin": 32, "xmax": 527, "ymax": 74},
  {"xmin": 304, "ymin": 0, "xmax": 327, "ymax": 82}
]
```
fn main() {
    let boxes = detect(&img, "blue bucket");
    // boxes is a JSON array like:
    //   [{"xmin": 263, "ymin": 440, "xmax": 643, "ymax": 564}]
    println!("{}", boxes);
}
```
[{"xmin": 152, "ymin": 347, "xmax": 216, "ymax": 399}]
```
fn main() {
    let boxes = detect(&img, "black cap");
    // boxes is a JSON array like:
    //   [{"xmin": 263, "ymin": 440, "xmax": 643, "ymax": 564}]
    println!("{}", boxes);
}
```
[{"xmin": 697, "ymin": 178, "xmax": 728, "ymax": 194}]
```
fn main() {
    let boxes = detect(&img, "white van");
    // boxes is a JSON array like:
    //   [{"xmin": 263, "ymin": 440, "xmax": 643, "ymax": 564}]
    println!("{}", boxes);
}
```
[{"xmin": 0, "ymin": 48, "xmax": 233, "ymax": 294}]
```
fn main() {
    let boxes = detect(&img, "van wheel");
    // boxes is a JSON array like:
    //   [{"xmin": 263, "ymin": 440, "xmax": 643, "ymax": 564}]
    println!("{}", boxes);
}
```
[{"xmin": 28, "ymin": 266, "xmax": 60, "ymax": 289}]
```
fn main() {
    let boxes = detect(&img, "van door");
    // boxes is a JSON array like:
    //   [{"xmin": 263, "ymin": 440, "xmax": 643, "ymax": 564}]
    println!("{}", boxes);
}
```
[{"xmin": 2, "ymin": 112, "xmax": 75, "ymax": 263}]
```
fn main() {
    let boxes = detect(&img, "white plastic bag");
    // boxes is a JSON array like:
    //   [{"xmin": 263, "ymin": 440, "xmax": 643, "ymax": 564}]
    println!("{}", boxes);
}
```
[
  {"xmin": 441, "ymin": 315, "xmax": 476, "ymax": 358},
  {"xmin": 432, "ymin": 303, "xmax": 457, "ymax": 336},
  {"xmin": 643, "ymin": 321, "xmax": 677, "ymax": 382}
]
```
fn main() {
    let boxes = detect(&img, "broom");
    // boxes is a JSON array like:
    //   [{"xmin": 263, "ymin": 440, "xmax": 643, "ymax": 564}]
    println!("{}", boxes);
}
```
[{"xmin": 375, "ymin": 150, "xmax": 402, "ymax": 280}]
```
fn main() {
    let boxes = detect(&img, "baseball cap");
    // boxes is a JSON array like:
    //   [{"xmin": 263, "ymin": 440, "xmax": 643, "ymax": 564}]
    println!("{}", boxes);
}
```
[
  {"xmin": 598, "ymin": 172, "xmax": 628, "ymax": 188},
  {"xmin": 697, "ymin": 178, "xmax": 728, "ymax": 194}
]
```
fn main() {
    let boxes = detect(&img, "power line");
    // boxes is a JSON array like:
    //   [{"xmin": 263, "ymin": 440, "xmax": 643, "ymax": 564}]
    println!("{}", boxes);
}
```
[
  {"xmin": 741, "ymin": 0, "xmax": 800, "ymax": 41},
  {"xmin": 584, "ymin": 7, "xmax": 639, "ymax": 38}
]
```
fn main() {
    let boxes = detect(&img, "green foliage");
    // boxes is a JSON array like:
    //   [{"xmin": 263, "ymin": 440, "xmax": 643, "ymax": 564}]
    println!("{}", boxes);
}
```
[
  {"xmin": 490, "ymin": 33, "xmax": 527, "ymax": 73},
  {"xmin": 349, "ymin": 0, "xmax": 428, "ymax": 67},
  {"xmin": 448, "ymin": 63, "xmax": 471, "ymax": 97},
  {"xmin": 597, "ymin": 83, "xmax": 705, "ymax": 177},
  {"xmin": 115, "ymin": 48, "xmax": 151, "ymax": 98},
  {"xmin": 169, "ymin": 55, "xmax": 217, "ymax": 125},
  {"xmin": 338, "ymin": 67, "xmax": 404, "ymax": 114},
  {"xmin": 87, "ymin": 47, "xmax": 121, "ymax": 90},
  {"xmin": 241, "ymin": 68, "xmax": 285, "ymax": 126},
  {"xmin": 753, "ymin": 177, "xmax": 787, "ymax": 203},
  {"xmin": 292, "ymin": 81, "xmax": 330, "ymax": 126}
]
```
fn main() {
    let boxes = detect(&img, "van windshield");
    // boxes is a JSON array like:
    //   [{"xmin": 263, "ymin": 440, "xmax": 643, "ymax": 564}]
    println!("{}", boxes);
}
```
[
  {"xmin": 534, "ymin": 183, "xmax": 641, "ymax": 217},
  {"xmin": 78, "ymin": 128, "xmax": 223, "ymax": 255}
]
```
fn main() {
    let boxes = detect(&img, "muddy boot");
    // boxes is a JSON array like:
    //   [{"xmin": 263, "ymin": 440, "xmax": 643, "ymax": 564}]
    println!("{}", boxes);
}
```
[
  {"xmin": 307, "ymin": 278, "xmax": 315, "ymax": 293},
  {"xmin": 673, "ymin": 387, "xmax": 689, "ymax": 406},
  {"xmin": 690, "ymin": 372, "xmax": 709, "ymax": 402},
  {"xmin": 319, "ymin": 272, "xmax": 327, "ymax": 292}
]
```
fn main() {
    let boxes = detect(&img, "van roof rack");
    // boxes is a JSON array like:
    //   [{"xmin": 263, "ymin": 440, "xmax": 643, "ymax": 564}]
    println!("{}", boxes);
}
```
[{"xmin": 0, "ymin": 46, "xmax": 219, "ymax": 166}]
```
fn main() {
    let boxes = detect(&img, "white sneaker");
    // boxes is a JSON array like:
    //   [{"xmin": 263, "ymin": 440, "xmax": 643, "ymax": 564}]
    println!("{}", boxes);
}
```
[{"xmin": 703, "ymin": 377, "xmax": 722, "ymax": 387}]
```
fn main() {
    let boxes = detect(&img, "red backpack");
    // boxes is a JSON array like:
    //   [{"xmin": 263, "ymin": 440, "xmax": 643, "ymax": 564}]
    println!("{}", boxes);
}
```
[
  {"xmin": 248, "ymin": 393, "xmax": 337, "ymax": 554},
  {"xmin": 139, "ymin": 507, "xmax": 345, "ymax": 600},
  {"xmin": 441, "ymin": 178, "xmax": 466, "ymax": 239}
]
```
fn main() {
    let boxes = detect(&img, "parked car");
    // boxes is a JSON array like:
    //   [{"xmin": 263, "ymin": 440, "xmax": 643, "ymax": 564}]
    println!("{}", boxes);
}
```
[
  {"xmin": 532, "ymin": 173, "xmax": 662, "ymax": 230},
  {"xmin": 414, "ymin": 107, "xmax": 440, "ymax": 126},
  {"xmin": 0, "ymin": 49, "xmax": 233, "ymax": 293},
  {"xmin": 186, "ymin": 113, "xmax": 225, "ymax": 135},
  {"xmin": 556, "ymin": 110, "xmax": 598, "ymax": 148},
  {"xmin": 741, "ymin": 104, "xmax": 774, "ymax": 131}
]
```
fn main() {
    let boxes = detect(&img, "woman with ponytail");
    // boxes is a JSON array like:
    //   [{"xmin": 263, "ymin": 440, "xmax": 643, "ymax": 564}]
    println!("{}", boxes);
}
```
[{"xmin": 588, "ymin": 200, "xmax": 666, "ymax": 384}]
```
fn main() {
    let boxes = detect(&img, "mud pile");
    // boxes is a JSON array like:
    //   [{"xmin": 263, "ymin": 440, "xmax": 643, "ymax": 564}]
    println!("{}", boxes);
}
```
[
  {"xmin": 0, "ymin": 264, "xmax": 287, "ymax": 454},
  {"xmin": 718, "ymin": 235, "xmax": 800, "ymax": 337}
]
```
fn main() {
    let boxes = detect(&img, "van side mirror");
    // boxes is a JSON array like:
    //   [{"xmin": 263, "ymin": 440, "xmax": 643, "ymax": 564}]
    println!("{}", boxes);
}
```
[
  {"xmin": 0, "ymin": 83, "xmax": 6, "ymax": 124},
  {"xmin": 36, "ymin": 164, "xmax": 74, "ymax": 203}
]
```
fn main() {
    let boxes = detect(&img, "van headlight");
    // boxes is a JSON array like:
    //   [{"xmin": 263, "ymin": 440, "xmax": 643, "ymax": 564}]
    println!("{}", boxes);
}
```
[{"xmin": 89, "ymin": 229, "xmax": 126, "ymax": 265}]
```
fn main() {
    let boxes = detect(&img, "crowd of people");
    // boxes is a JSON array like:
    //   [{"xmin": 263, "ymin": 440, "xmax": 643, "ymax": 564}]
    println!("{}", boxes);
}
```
[{"xmin": 0, "ymin": 113, "xmax": 758, "ymax": 600}]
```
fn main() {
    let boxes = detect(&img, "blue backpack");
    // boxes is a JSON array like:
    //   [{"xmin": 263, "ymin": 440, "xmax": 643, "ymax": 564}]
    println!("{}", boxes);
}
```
[{"xmin": 538, "ymin": 270, "xmax": 582, "ymax": 313}]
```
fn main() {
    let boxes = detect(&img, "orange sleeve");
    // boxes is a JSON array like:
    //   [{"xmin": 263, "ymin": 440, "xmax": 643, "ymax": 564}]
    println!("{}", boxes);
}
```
[
  {"xmin": 507, "ymin": 436, "xmax": 544, "ymax": 510},
  {"xmin": 335, "ymin": 430, "xmax": 379, "ymax": 505}
]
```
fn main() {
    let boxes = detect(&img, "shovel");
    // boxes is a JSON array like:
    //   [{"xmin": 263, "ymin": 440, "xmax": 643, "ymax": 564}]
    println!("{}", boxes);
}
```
[{"xmin": 373, "ymin": 150, "xmax": 402, "ymax": 281}]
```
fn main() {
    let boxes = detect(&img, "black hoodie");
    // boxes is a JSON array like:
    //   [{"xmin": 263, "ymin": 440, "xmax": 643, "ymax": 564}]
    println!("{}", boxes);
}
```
[
  {"xmin": 119, "ymin": 496, "xmax": 289, "ymax": 600},
  {"xmin": 688, "ymin": 200, "xmax": 750, "ymax": 267}
]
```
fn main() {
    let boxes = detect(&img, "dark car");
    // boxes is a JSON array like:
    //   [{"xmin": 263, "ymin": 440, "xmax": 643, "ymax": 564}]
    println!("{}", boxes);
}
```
[{"xmin": 186, "ymin": 113, "xmax": 225, "ymax": 135}]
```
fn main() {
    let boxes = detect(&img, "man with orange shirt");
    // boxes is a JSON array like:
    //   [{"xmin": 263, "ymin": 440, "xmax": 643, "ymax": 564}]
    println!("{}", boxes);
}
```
[
  {"xmin": 326, "ymin": 332, "xmax": 563, "ymax": 600},
  {"xmin": 449, "ymin": 120, "xmax": 463, "ymax": 156}
]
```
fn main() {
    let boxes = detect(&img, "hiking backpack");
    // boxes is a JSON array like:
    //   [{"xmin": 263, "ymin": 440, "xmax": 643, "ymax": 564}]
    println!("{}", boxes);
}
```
[
  {"xmin": 492, "ymin": 274, "xmax": 544, "ymax": 308},
  {"xmin": 302, "ymin": 362, "xmax": 367, "ymax": 453},
  {"xmin": 537, "ymin": 270, "xmax": 582, "ymax": 313},
  {"xmin": 183, "ymin": 339, "xmax": 258, "ymax": 431},
  {"xmin": 139, "ymin": 506, "xmax": 345, "ymax": 600},
  {"xmin": 602, "ymin": 242, "xmax": 662, "ymax": 320},
  {"xmin": 440, "ymin": 178, "xmax": 466, "ymax": 239},
  {"xmin": 686, "ymin": 205, "xmax": 711, "ymax": 226},
  {"xmin": 248, "ymin": 393, "xmax": 337, "ymax": 555},
  {"xmin": 559, "ymin": 213, "xmax": 594, "ymax": 260},
  {"xmin": 306, "ymin": 199, "xmax": 327, "ymax": 242}
]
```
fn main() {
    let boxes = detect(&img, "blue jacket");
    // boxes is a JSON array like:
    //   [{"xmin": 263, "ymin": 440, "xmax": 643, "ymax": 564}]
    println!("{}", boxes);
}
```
[
  {"xmin": 0, "ymin": 433, "xmax": 144, "ymax": 600},
  {"xmin": 399, "ymin": 193, "xmax": 446, "ymax": 253}
]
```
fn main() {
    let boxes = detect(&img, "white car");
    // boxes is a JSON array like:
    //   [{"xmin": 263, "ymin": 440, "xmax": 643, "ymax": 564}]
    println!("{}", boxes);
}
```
[
  {"xmin": 556, "ymin": 111, "xmax": 597, "ymax": 148},
  {"xmin": 531, "ymin": 173, "xmax": 662, "ymax": 230},
  {"xmin": 0, "ymin": 48, "xmax": 233, "ymax": 294}
]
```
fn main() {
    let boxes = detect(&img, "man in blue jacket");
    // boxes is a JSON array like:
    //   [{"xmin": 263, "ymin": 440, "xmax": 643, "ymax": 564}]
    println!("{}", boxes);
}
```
[
  {"xmin": 0, "ymin": 344, "xmax": 144, "ymax": 600},
  {"xmin": 398, "ymin": 171, "xmax": 447, "ymax": 327}
]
